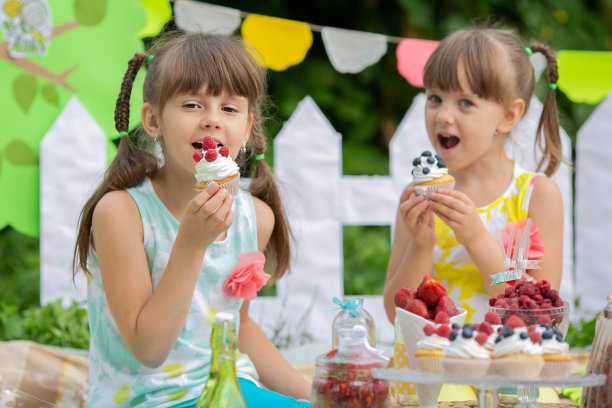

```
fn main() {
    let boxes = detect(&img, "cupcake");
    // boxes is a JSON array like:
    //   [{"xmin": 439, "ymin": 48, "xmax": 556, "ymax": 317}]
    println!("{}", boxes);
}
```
[
  {"xmin": 536, "ymin": 319, "xmax": 572, "ymax": 380},
  {"xmin": 441, "ymin": 323, "xmax": 491, "ymax": 378},
  {"xmin": 415, "ymin": 315, "xmax": 452, "ymax": 374},
  {"xmin": 481, "ymin": 311, "xmax": 503, "ymax": 352},
  {"xmin": 411, "ymin": 151, "xmax": 455, "ymax": 198},
  {"xmin": 490, "ymin": 315, "xmax": 544, "ymax": 379},
  {"xmin": 194, "ymin": 136, "xmax": 240, "ymax": 196}
]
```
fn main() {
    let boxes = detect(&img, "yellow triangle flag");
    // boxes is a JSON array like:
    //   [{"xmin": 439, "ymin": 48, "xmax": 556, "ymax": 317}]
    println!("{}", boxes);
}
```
[
  {"xmin": 241, "ymin": 14, "xmax": 313, "ymax": 71},
  {"xmin": 558, "ymin": 51, "xmax": 612, "ymax": 104}
]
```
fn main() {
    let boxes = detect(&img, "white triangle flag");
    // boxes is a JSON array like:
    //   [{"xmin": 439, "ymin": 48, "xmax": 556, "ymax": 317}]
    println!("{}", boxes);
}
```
[
  {"xmin": 321, "ymin": 26, "xmax": 388, "ymax": 74},
  {"xmin": 174, "ymin": 0, "xmax": 241, "ymax": 35}
]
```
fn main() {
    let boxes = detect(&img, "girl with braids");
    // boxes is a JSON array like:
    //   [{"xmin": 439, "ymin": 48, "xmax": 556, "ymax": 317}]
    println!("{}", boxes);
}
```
[
  {"xmin": 384, "ymin": 28, "xmax": 567, "ymax": 324},
  {"xmin": 73, "ymin": 33, "xmax": 310, "ymax": 407}
]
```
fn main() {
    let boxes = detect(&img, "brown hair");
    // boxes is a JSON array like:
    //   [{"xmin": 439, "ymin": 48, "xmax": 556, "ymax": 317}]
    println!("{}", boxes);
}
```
[
  {"xmin": 73, "ymin": 33, "xmax": 292, "ymax": 282},
  {"xmin": 423, "ymin": 28, "xmax": 564, "ymax": 177}
]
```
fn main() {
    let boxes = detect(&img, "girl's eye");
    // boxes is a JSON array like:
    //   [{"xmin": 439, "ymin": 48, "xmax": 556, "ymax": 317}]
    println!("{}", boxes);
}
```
[
  {"xmin": 222, "ymin": 106, "xmax": 238, "ymax": 113},
  {"xmin": 184, "ymin": 103, "xmax": 200, "ymax": 109},
  {"xmin": 427, "ymin": 95, "xmax": 441, "ymax": 104},
  {"xmin": 460, "ymin": 99, "xmax": 473, "ymax": 107}
]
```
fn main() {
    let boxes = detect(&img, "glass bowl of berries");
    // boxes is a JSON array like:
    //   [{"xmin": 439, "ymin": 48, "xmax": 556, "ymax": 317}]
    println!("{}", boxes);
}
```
[{"xmin": 488, "ymin": 279, "xmax": 570, "ymax": 338}]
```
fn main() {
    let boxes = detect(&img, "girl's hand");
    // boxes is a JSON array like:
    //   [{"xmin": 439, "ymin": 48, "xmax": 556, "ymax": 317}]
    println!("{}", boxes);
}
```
[
  {"xmin": 429, "ymin": 189, "xmax": 485, "ymax": 245},
  {"xmin": 179, "ymin": 182, "xmax": 234, "ymax": 250},
  {"xmin": 398, "ymin": 186, "xmax": 437, "ymax": 248}
]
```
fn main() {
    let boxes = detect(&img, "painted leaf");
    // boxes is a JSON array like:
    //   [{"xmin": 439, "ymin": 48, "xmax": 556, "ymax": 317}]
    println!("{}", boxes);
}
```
[
  {"xmin": 5, "ymin": 140, "xmax": 38, "ymax": 166},
  {"xmin": 41, "ymin": 83, "xmax": 59, "ymax": 106},
  {"xmin": 73, "ymin": 0, "xmax": 107, "ymax": 26},
  {"xmin": 13, "ymin": 72, "xmax": 38, "ymax": 113}
]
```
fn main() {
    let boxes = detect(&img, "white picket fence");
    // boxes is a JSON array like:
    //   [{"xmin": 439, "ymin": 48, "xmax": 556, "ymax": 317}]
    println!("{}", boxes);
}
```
[{"xmin": 39, "ymin": 92, "xmax": 612, "ymax": 346}]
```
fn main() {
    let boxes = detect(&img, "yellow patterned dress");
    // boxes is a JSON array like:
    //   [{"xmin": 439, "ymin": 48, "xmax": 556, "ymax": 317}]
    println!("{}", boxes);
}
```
[{"xmin": 432, "ymin": 162, "xmax": 541, "ymax": 323}]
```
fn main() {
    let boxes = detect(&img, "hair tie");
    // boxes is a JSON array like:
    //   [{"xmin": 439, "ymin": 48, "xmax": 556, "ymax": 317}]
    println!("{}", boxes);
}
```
[
  {"xmin": 254, "ymin": 153, "xmax": 265, "ymax": 161},
  {"xmin": 525, "ymin": 47, "xmax": 533, "ymax": 56},
  {"xmin": 549, "ymin": 83, "xmax": 558, "ymax": 90},
  {"xmin": 146, "ymin": 54, "xmax": 154, "ymax": 64},
  {"xmin": 119, "ymin": 131, "xmax": 129, "ymax": 137}
]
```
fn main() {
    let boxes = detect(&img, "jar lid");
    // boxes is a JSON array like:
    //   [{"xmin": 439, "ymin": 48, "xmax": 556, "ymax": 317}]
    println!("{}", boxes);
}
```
[{"xmin": 316, "ymin": 324, "xmax": 389, "ymax": 369}]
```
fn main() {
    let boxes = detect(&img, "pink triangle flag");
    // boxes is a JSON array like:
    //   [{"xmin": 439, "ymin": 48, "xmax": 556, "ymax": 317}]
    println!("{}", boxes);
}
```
[{"xmin": 396, "ymin": 38, "xmax": 439, "ymax": 88}]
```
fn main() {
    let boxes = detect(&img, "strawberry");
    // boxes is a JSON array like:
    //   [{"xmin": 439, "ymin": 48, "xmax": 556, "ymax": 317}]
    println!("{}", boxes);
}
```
[
  {"xmin": 417, "ymin": 275, "xmax": 447, "ymax": 306},
  {"xmin": 537, "ymin": 315, "xmax": 552, "ymax": 325},
  {"xmin": 478, "ymin": 321, "xmax": 494, "ymax": 335},
  {"xmin": 203, "ymin": 136, "xmax": 217, "ymax": 150},
  {"xmin": 218, "ymin": 146, "xmax": 230, "ymax": 157},
  {"xmin": 529, "ymin": 331, "xmax": 542, "ymax": 344},
  {"xmin": 485, "ymin": 311, "xmax": 502, "ymax": 325},
  {"xmin": 405, "ymin": 298, "xmax": 429, "ymax": 319},
  {"xmin": 505, "ymin": 315, "xmax": 526, "ymax": 328},
  {"xmin": 436, "ymin": 324, "xmax": 451, "ymax": 339},
  {"xmin": 423, "ymin": 324, "xmax": 436, "ymax": 336},
  {"xmin": 434, "ymin": 311, "xmax": 450, "ymax": 324},
  {"xmin": 434, "ymin": 295, "xmax": 459, "ymax": 317},
  {"xmin": 394, "ymin": 287, "xmax": 417, "ymax": 310},
  {"xmin": 193, "ymin": 150, "xmax": 203, "ymax": 162},
  {"xmin": 474, "ymin": 332, "xmax": 488, "ymax": 346},
  {"xmin": 205, "ymin": 148, "xmax": 217, "ymax": 162}
]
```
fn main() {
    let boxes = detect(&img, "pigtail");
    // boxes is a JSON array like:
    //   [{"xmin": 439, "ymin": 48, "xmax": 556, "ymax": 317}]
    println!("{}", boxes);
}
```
[
  {"xmin": 247, "ymin": 112, "xmax": 292, "ymax": 283},
  {"xmin": 73, "ymin": 53, "xmax": 158, "ymax": 278},
  {"xmin": 529, "ymin": 42, "xmax": 564, "ymax": 177}
]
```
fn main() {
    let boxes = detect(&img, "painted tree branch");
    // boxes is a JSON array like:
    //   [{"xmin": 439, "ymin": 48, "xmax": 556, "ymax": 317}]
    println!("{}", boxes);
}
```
[{"xmin": 0, "ymin": 21, "xmax": 81, "ymax": 91}]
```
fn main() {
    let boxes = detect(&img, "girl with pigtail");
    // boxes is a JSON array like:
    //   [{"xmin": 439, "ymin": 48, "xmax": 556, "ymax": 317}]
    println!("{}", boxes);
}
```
[
  {"xmin": 73, "ymin": 32, "xmax": 310, "ymax": 407},
  {"xmin": 384, "ymin": 28, "xmax": 567, "ymax": 325}
]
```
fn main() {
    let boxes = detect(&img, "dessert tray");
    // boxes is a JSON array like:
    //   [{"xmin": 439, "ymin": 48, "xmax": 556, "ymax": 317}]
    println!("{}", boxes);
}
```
[{"xmin": 372, "ymin": 368, "xmax": 605, "ymax": 408}]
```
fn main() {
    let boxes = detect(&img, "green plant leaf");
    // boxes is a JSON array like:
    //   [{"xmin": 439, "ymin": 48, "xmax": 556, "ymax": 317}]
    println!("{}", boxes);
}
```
[
  {"xmin": 41, "ymin": 83, "xmax": 59, "ymax": 106},
  {"xmin": 13, "ymin": 72, "xmax": 38, "ymax": 113},
  {"xmin": 5, "ymin": 140, "xmax": 38, "ymax": 166},
  {"xmin": 74, "ymin": 0, "xmax": 107, "ymax": 26}
]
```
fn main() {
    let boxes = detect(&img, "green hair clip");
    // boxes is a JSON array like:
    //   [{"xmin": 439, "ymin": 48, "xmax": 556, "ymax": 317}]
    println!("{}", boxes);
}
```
[
  {"xmin": 525, "ymin": 47, "xmax": 533, "ymax": 56},
  {"xmin": 549, "ymin": 83, "xmax": 558, "ymax": 90},
  {"xmin": 119, "ymin": 131, "xmax": 129, "ymax": 137},
  {"xmin": 147, "ymin": 54, "xmax": 154, "ymax": 64},
  {"xmin": 254, "ymin": 153, "xmax": 265, "ymax": 161}
]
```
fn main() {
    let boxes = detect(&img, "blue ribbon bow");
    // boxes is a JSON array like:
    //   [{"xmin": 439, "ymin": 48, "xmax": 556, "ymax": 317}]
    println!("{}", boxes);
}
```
[{"xmin": 327, "ymin": 297, "xmax": 363, "ymax": 318}]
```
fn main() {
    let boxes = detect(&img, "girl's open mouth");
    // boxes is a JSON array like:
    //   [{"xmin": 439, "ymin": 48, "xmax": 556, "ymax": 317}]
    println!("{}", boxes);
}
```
[{"xmin": 439, "ymin": 134, "xmax": 460, "ymax": 149}]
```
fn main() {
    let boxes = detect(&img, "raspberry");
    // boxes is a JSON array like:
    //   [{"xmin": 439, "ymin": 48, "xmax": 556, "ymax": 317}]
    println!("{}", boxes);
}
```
[
  {"xmin": 529, "ymin": 331, "xmax": 541, "ymax": 344},
  {"xmin": 434, "ymin": 295, "xmax": 459, "ymax": 317},
  {"xmin": 436, "ymin": 324, "xmax": 451, "ymax": 339},
  {"xmin": 505, "ymin": 315, "xmax": 526, "ymax": 328},
  {"xmin": 554, "ymin": 298, "xmax": 565, "ymax": 307},
  {"xmin": 394, "ymin": 287, "xmax": 417, "ymax": 310},
  {"xmin": 537, "ymin": 315, "xmax": 552, "ymax": 325},
  {"xmin": 504, "ymin": 286, "xmax": 516, "ymax": 298},
  {"xmin": 203, "ymin": 136, "xmax": 217, "ymax": 150},
  {"xmin": 219, "ymin": 146, "xmax": 230, "ymax": 157},
  {"xmin": 494, "ymin": 298, "xmax": 509, "ymax": 308},
  {"xmin": 519, "ymin": 283, "xmax": 537, "ymax": 298},
  {"xmin": 544, "ymin": 289, "xmax": 559, "ymax": 301},
  {"xmin": 474, "ymin": 332, "xmax": 488, "ymax": 346},
  {"xmin": 478, "ymin": 321, "xmax": 494, "ymax": 335},
  {"xmin": 205, "ymin": 148, "xmax": 217, "ymax": 162},
  {"xmin": 417, "ymin": 275, "xmax": 448, "ymax": 306},
  {"xmin": 406, "ymin": 299, "xmax": 429, "ymax": 319},
  {"xmin": 193, "ymin": 150, "xmax": 203, "ymax": 162},
  {"xmin": 536, "ymin": 280, "xmax": 551, "ymax": 293},
  {"xmin": 527, "ymin": 324, "xmax": 538, "ymax": 332},
  {"xmin": 423, "ymin": 324, "xmax": 436, "ymax": 336},
  {"xmin": 488, "ymin": 297, "xmax": 498, "ymax": 306},
  {"xmin": 434, "ymin": 311, "xmax": 450, "ymax": 324}
]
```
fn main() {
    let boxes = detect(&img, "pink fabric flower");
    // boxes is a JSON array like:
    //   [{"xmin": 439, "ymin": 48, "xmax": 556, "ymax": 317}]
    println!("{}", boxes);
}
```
[
  {"xmin": 501, "ymin": 219, "xmax": 545, "ymax": 261},
  {"xmin": 223, "ymin": 252, "xmax": 270, "ymax": 300}
]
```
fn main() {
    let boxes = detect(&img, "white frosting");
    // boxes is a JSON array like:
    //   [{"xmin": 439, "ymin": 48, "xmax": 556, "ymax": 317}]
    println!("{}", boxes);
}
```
[
  {"xmin": 417, "ymin": 334, "xmax": 450, "ymax": 350},
  {"xmin": 484, "ymin": 325, "xmax": 503, "ymax": 350},
  {"xmin": 444, "ymin": 335, "xmax": 490, "ymax": 360},
  {"xmin": 194, "ymin": 148, "xmax": 239, "ymax": 183},
  {"xmin": 412, "ymin": 152, "xmax": 449, "ymax": 184},
  {"xmin": 540, "ymin": 338, "xmax": 569, "ymax": 354},
  {"xmin": 492, "ymin": 328, "xmax": 542, "ymax": 358}
]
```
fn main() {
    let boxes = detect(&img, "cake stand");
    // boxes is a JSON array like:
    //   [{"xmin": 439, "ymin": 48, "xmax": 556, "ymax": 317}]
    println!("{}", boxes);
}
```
[{"xmin": 371, "ymin": 368, "xmax": 605, "ymax": 408}]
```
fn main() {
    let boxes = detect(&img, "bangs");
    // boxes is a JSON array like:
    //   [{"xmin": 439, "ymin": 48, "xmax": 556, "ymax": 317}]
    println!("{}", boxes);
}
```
[{"xmin": 423, "ymin": 30, "xmax": 508, "ymax": 103}]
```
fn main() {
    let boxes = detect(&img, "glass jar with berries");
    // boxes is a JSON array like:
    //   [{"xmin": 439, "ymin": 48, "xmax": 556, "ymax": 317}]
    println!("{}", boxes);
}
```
[
  {"xmin": 581, "ymin": 298, "xmax": 612, "ymax": 408},
  {"xmin": 331, "ymin": 297, "xmax": 376, "ymax": 348},
  {"xmin": 312, "ymin": 323, "xmax": 390, "ymax": 408}
]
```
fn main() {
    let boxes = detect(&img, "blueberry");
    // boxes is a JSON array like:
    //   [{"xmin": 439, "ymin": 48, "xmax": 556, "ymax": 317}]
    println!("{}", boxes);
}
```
[
  {"xmin": 463, "ymin": 324, "xmax": 475, "ymax": 331},
  {"xmin": 427, "ymin": 156, "xmax": 435, "ymax": 164},
  {"xmin": 555, "ymin": 334, "xmax": 563, "ymax": 342},
  {"xmin": 552, "ymin": 328, "xmax": 562, "ymax": 337},
  {"xmin": 449, "ymin": 331, "xmax": 458, "ymax": 341},
  {"xmin": 413, "ymin": 158, "xmax": 420, "ymax": 166},
  {"xmin": 437, "ymin": 161, "xmax": 447, "ymax": 168},
  {"xmin": 503, "ymin": 328, "xmax": 514, "ymax": 338},
  {"xmin": 462, "ymin": 327, "xmax": 474, "ymax": 339},
  {"xmin": 411, "ymin": 169, "xmax": 416, "ymax": 176},
  {"xmin": 451, "ymin": 323, "xmax": 461, "ymax": 330},
  {"xmin": 539, "ymin": 323, "xmax": 550, "ymax": 329},
  {"xmin": 423, "ymin": 167, "xmax": 430, "ymax": 174},
  {"xmin": 542, "ymin": 330, "xmax": 554, "ymax": 340},
  {"xmin": 435, "ymin": 154, "xmax": 443, "ymax": 161},
  {"xmin": 519, "ymin": 331, "xmax": 529, "ymax": 340},
  {"xmin": 422, "ymin": 151, "xmax": 432, "ymax": 157},
  {"xmin": 495, "ymin": 336, "xmax": 502, "ymax": 344}
]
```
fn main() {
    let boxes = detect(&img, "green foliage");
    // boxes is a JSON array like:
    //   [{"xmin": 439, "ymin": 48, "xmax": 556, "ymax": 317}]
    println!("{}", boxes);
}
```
[
  {"xmin": 564, "ymin": 313, "xmax": 598, "ymax": 349},
  {"xmin": 343, "ymin": 226, "xmax": 391, "ymax": 296}
]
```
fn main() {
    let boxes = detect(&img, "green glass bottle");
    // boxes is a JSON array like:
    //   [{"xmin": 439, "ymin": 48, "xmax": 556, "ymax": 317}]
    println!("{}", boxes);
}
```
[{"xmin": 196, "ymin": 312, "xmax": 247, "ymax": 408}]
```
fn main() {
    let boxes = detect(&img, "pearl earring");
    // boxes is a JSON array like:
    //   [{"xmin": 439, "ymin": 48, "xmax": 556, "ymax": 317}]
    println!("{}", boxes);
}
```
[{"xmin": 240, "ymin": 146, "xmax": 246, "ymax": 154}]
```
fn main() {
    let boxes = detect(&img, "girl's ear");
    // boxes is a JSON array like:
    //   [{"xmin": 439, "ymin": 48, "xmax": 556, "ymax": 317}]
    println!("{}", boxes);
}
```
[
  {"xmin": 497, "ymin": 98, "xmax": 525, "ymax": 134},
  {"xmin": 141, "ymin": 102, "xmax": 160, "ymax": 137}
]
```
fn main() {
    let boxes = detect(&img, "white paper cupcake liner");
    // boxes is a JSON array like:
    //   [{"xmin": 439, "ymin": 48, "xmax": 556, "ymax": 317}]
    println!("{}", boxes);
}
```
[
  {"xmin": 416, "ymin": 355, "xmax": 443, "ymax": 375},
  {"xmin": 540, "ymin": 360, "xmax": 572, "ymax": 380},
  {"xmin": 414, "ymin": 181, "xmax": 456, "ymax": 199},
  {"xmin": 218, "ymin": 174, "xmax": 240, "ymax": 196},
  {"xmin": 490, "ymin": 358, "xmax": 544, "ymax": 379},
  {"xmin": 441, "ymin": 357, "xmax": 490, "ymax": 378}
]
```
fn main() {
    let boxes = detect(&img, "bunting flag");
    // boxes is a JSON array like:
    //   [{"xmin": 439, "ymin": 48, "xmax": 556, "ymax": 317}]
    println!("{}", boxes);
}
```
[
  {"xmin": 396, "ymin": 38, "xmax": 439, "ymax": 88},
  {"xmin": 321, "ymin": 27, "xmax": 387, "ymax": 74},
  {"xmin": 241, "ymin": 14, "xmax": 312, "ymax": 71},
  {"xmin": 137, "ymin": 0, "xmax": 173, "ymax": 38},
  {"xmin": 174, "ymin": 0, "xmax": 241, "ymax": 36},
  {"xmin": 557, "ymin": 51, "xmax": 612, "ymax": 104}
]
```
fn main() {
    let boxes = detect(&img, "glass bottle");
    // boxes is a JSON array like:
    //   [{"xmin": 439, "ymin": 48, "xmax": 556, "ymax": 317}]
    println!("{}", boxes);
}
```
[
  {"xmin": 331, "ymin": 297, "xmax": 376, "ymax": 348},
  {"xmin": 312, "ymin": 323, "xmax": 390, "ymax": 407},
  {"xmin": 581, "ymin": 298, "xmax": 612, "ymax": 408},
  {"xmin": 196, "ymin": 312, "xmax": 247, "ymax": 408}
]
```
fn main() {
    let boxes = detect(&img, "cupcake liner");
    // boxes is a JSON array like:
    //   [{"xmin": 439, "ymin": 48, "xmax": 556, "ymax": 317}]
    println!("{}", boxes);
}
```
[
  {"xmin": 490, "ymin": 358, "xmax": 544, "ymax": 380},
  {"xmin": 414, "ymin": 181, "xmax": 456, "ymax": 199},
  {"xmin": 540, "ymin": 360, "xmax": 572, "ymax": 380},
  {"xmin": 441, "ymin": 357, "xmax": 490, "ymax": 378},
  {"xmin": 416, "ymin": 355, "xmax": 444, "ymax": 375},
  {"xmin": 218, "ymin": 174, "xmax": 240, "ymax": 196}
]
